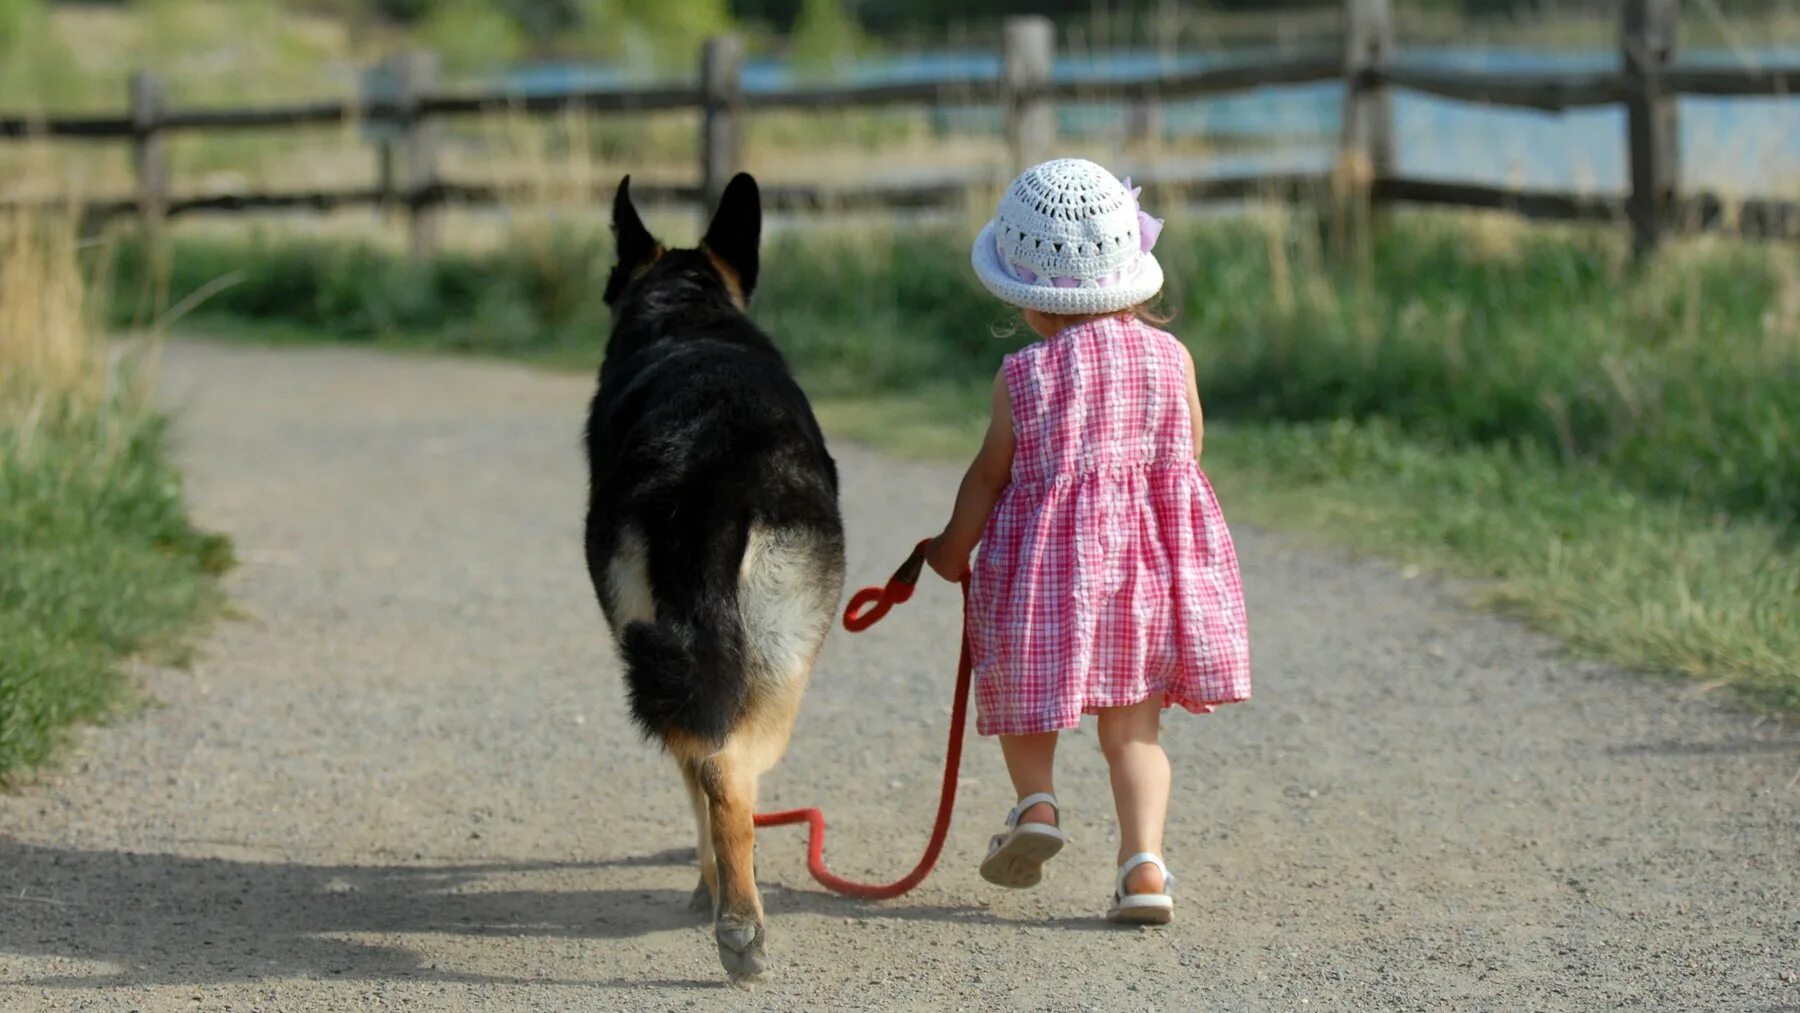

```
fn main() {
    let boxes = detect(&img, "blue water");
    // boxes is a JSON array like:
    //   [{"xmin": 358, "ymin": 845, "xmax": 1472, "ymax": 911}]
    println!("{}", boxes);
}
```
[{"xmin": 505, "ymin": 46, "xmax": 1800, "ymax": 193}]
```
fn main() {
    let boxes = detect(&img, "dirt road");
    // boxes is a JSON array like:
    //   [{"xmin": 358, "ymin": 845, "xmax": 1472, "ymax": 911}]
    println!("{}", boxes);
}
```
[{"xmin": 1, "ymin": 340, "xmax": 1795, "ymax": 1011}]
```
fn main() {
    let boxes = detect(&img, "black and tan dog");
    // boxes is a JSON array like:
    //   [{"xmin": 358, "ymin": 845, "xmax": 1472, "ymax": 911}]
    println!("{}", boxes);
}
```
[{"xmin": 584, "ymin": 173, "xmax": 845, "ymax": 979}]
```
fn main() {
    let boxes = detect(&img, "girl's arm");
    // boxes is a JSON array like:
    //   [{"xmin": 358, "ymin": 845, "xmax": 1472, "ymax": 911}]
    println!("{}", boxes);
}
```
[
  {"xmin": 1182, "ymin": 344, "xmax": 1205, "ymax": 462},
  {"xmin": 926, "ymin": 369, "xmax": 1015, "ymax": 581}
]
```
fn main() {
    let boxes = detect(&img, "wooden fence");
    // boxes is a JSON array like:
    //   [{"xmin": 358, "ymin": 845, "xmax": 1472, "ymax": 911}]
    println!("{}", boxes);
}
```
[{"xmin": 2, "ymin": 0, "xmax": 1797, "ymax": 257}]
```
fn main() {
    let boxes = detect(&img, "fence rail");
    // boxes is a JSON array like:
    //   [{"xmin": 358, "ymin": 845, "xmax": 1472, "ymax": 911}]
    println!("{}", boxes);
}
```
[{"xmin": 1, "ymin": 0, "xmax": 1796, "ymax": 255}]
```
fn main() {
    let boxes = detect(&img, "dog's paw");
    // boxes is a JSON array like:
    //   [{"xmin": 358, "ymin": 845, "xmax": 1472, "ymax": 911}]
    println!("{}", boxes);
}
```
[{"xmin": 715, "ymin": 915, "xmax": 767, "ymax": 979}]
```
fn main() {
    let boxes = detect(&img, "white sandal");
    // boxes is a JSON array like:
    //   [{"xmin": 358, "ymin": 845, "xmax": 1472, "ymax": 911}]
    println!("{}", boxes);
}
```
[
  {"xmin": 1106, "ymin": 852, "xmax": 1175, "ymax": 925},
  {"xmin": 978, "ymin": 792, "xmax": 1066, "ymax": 889}
]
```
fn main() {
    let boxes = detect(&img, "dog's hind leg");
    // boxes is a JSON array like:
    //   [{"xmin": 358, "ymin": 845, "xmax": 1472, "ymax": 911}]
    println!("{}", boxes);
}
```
[
  {"xmin": 679, "ymin": 758, "xmax": 716, "ymax": 915},
  {"xmin": 699, "ymin": 746, "xmax": 766, "ymax": 980}
]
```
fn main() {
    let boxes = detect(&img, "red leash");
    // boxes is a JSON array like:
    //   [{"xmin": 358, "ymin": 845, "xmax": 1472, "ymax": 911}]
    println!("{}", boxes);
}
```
[{"xmin": 751, "ymin": 539, "xmax": 971, "ymax": 901}]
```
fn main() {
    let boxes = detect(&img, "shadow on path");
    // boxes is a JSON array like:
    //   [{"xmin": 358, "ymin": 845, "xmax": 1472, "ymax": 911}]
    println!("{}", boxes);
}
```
[{"xmin": 0, "ymin": 838, "xmax": 985, "ymax": 989}]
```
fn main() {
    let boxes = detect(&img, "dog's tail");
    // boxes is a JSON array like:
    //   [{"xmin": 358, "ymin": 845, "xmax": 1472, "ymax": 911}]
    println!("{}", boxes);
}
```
[{"xmin": 618, "ymin": 514, "xmax": 750, "ymax": 748}]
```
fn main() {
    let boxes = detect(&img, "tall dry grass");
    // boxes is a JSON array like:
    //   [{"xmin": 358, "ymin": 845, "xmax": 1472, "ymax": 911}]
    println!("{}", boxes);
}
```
[
  {"xmin": 0, "ymin": 213, "xmax": 225, "ymax": 779},
  {"xmin": 0, "ymin": 212, "xmax": 161, "ymax": 461},
  {"xmin": 1, "ymin": 215, "xmax": 105, "ymax": 415}
]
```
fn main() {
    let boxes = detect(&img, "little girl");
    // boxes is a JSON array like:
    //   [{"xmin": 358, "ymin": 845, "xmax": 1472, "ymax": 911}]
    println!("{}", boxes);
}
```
[{"xmin": 924, "ymin": 158, "xmax": 1251, "ymax": 924}]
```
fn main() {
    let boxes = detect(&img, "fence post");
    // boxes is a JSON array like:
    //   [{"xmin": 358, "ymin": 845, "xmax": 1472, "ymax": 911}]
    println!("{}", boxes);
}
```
[
  {"xmin": 1622, "ymin": 0, "xmax": 1680, "ymax": 255},
  {"xmin": 700, "ymin": 35, "xmax": 745, "ymax": 217},
  {"xmin": 1337, "ymin": 0, "xmax": 1393, "ymax": 260},
  {"xmin": 129, "ymin": 70, "xmax": 169, "ymax": 232},
  {"xmin": 1127, "ymin": 98, "xmax": 1162, "ymax": 151},
  {"xmin": 1003, "ymin": 16, "xmax": 1055, "ymax": 171},
  {"xmin": 1339, "ymin": 0, "xmax": 1394, "ymax": 188},
  {"xmin": 397, "ymin": 50, "xmax": 440, "ymax": 260},
  {"xmin": 377, "ymin": 140, "xmax": 397, "ymax": 219}
]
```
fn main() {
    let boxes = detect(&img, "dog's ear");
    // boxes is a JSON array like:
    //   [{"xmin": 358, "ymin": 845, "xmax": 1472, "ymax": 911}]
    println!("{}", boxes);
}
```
[
  {"xmin": 702, "ymin": 173, "xmax": 760, "ymax": 303},
  {"xmin": 605, "ymin": 175, "xmax": 661, "ymax": 305}
]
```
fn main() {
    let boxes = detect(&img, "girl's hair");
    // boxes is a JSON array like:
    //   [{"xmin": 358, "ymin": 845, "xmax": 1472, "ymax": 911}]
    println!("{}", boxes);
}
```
[
  {"xmin": 992, "ymin": 298, "xmax": 1174, "ymax": 338},
  {"xmin": 1127, "ymin": 297, "xmax": 1174, "ymax": 326}
]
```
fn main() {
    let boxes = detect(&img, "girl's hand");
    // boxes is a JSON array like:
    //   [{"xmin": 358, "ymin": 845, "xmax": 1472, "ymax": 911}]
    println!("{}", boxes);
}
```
[{"xmin": 925, "ymin": 537, "xmax": 969, "ymax": 582}]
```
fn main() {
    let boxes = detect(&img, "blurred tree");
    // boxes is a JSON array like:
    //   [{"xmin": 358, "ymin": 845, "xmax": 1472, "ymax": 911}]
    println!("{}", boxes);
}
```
[
  {"xmin": 732, "ymin": 0, "xmax": 800, "ymax": 32},
  {"xmin": 573, "ymin": 0, "xmax": 732, "ymax": 68},
  {"xmin": 844, "ymin": 0, "xmax": 1132, "ymax": 31},
  {"xmin": 0, "ymin": 0, "xmax": 43, "ymax": 51},
  {"xmin": 1, "ymin": 0, "xmax": 81, "ymax": 105},
  {"xmin": 498, "ymin": 0, "xmax": 579, "ymax": 39},
  {"xmin": 421, "ymin": 0, "xmax": 526, "ymax": 70},
  {"xmin": 790, "ymin": 0, "xmax": 858, "ymax": 72},
  {"xmin": 373, "ymin": 0, "xmax": 435, "ymax": 19}
]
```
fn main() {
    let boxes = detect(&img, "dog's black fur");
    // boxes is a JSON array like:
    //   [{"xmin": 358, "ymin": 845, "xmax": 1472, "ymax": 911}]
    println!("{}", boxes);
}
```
[{"xmin": 584, "ymin": 174, "xmax": 844, "ymax": 746}]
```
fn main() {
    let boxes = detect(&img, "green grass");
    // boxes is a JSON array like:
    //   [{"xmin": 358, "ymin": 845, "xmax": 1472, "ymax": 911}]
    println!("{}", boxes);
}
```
[
  {"xmin": 111, "ymin": 227, "xmax": 615, "ymax": 361},
  {"xmin": 2, "ymin": 212, "xmax": 230, "ymax": 781},
  {"xmin": 1202, "ymin": 421, "xmax": 1798, "ymax": 711},
  {"xmin": 118, "ymin": 213, "xmax": 1799, "ymax": 711},
  {"xmin": 0, "ymin": 407, "xmax": 231, "ymax": 780}
]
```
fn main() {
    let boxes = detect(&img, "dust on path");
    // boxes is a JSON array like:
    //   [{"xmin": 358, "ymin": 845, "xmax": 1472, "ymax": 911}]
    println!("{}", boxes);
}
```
[{"xmin": 1, "ymin": 340, "xmax": 1795, "ymax": 1011}]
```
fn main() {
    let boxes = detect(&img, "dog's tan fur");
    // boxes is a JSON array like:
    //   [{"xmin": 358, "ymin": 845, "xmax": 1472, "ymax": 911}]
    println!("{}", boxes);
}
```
[
  {"xmin": 702, "ymin": 244, "xmax": 748, "ymax": 309},
  {"xmin": 644, "ymin": 524, "xmax": 839, "ymax": 966}
]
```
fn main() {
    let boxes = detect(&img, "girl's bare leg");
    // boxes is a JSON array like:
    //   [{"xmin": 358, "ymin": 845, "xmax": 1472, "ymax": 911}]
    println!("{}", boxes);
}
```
[
  {"xmin": 999, "ymin": 731, "xmax": 1059, "ymax": 825},
  {"xmin": 1096, "ymin": 696, "xmax": 1170, "ymax": 894}
]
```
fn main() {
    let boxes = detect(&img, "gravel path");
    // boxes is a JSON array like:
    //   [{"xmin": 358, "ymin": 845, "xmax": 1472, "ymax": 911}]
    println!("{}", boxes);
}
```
[{"xmin": 2, "ymin": 340, "xmax": 1796, "ymax": 1011}]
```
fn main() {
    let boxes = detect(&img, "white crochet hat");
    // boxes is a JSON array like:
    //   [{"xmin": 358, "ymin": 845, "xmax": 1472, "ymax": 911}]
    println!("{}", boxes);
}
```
[{"xmin": 971, "ymin": 158, "xmax": 1164, "ymax": 315}]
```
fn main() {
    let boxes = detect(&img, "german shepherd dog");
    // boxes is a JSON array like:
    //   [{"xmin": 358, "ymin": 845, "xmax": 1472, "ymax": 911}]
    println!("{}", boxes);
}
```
[{"xmin": 584, "ymin": 173, "xmax": 846, "ymax": 979}]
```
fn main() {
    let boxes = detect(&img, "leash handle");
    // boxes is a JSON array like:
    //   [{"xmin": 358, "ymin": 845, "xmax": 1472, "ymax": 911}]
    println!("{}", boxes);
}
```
[{"xmin": 842, "ymin": 538, "xmax": 934, "ymax": 632}]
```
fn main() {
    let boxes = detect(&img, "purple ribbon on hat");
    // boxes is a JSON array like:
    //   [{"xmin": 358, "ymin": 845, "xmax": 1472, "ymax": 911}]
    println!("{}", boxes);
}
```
[{"xmin": 1122, "ymin": 177, "xmax": 1163, "ymax": 253}]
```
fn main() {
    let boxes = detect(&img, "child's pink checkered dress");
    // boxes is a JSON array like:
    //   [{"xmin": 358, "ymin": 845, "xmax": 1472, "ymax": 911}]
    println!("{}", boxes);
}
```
[{"xmin": 969, "ymin": 315, "xmax": 1251, "ymax": 736}]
